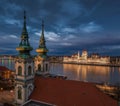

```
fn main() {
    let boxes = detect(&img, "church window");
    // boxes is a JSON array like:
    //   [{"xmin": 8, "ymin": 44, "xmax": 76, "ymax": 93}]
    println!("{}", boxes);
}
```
[
  {"xmin": 18, "ymin": 87, "xmax": 22, "ymax": 100},
  {"xmin": 18, "ymin": 66, "xmax": 22, "ymax": 76},
  {"xmin": 46, "ymin": 64, "xmax": 48, "ymax": 71},
  {"xmin": 38, "ymin": 64, "xmax": 41, "ymax": 71},
  {"xmin": 28, "ymin": 66, "xmax": 32, "ymax": 75}
]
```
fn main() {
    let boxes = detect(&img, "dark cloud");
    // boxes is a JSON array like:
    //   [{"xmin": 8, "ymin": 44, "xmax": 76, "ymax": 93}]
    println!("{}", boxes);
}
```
[{"xmin": 0, "ymin": 0, "xmax": 120, "ymax": 56}]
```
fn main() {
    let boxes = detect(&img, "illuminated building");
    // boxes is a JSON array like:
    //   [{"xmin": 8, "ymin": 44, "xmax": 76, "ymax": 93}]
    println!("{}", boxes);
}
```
[
  {"xmin": 63, "ymin": 50, "xmax": 110, "ymax": 64},
  {"xmin": 0, "ymin": 66, "xmax": 12, "ymax": 79}
]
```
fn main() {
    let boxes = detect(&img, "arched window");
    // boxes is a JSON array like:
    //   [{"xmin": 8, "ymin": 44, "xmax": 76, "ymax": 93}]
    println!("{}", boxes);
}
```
[
  {"xmin": 18, "ymin": 66, "xmax": 22, "ymax": 76},
  {"xmin": 46, "ymin": 64, "xmax": 48, "ymax": 71},
  {"xmin": 18, "ymin": 87, "xmax": 22, "ymax": 100},
  {"xmin": 28, "ymin": 66, "xmax": 32, "ymax": 75},
  {"xmin": 38, "ymin": 64, "xmax": 41, "ymax": 71}
]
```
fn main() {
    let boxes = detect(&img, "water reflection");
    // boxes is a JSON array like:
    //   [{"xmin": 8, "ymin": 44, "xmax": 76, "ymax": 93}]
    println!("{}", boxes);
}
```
[
  {"xmin": 50, "ymin": 63, "xmax": 120, "ymax": 85},
  {"xmin": 0, "ymin": 59, "xmax": 120, "ymax": 85}
]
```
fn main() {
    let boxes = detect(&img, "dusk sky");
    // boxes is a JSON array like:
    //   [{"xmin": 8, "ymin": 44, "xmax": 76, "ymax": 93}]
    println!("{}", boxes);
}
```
[{"xmin": 0, "ymin": 0, "xmax": 120, "ymax": 56}]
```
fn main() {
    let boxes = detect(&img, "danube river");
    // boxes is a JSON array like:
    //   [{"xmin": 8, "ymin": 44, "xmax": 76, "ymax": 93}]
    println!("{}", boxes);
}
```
[
  {"xmin": 0, "ymin": 59, "xmax": 120, "ymax": 85},
  {"xmin": 50, "ymin": 63, "xmax": 120, "ymax": 85}
]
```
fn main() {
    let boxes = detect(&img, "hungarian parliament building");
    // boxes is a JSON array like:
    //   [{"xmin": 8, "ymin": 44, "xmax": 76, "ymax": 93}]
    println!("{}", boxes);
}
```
[
  {"xmin": 62, "ymin": 50, "xmax": 120, "ymax": 65},
  {"xmin": 63, "ymin": 50, "xmax": 110, "ymax": 64}
]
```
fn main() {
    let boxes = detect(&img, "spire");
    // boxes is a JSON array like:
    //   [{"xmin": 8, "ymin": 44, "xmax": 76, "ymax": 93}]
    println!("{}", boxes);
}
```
[
  {"xmin": 16, "ymin": 11, "xmax": 33, "ymax": 58},
  {"xmin": 41, "ymin": 20, "xmax": 44, "ymax": 36},
  {"xmin": 36, "ymin": 20, "xmax": 48, "ymax": 58},
  {"xmin": 23, "ymin": 11, "xmax": 26, "ymax": 30},
  {"xmin": 21, "ymin": 10, "xmax": 28, "ymax": 37},
  {"xmin": 24, "ymin": 10, "xmax": 26, "ymax": 21},
  {"xmin": 39, "ymin": 20, "xmax": 45, "ymax": 48}
]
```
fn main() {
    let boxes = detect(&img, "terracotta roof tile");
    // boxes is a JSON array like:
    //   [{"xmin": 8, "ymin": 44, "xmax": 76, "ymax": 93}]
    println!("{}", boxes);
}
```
[
  {"xmin": 30, "ymin": 76, "xmax": 117, "ymax": 106},
  {"xmin": 0, "ymin": 66, "xmax": 9, "ymax": 71}
]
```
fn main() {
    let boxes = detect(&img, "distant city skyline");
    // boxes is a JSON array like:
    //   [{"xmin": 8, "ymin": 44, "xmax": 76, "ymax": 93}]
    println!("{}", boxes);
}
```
[{"xmin": 0, "ymin": 0, "xmax": 120, "ymax": 56}]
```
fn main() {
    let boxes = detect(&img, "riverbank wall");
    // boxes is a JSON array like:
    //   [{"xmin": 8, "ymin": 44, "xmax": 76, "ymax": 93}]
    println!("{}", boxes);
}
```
[{"xmin": 50, "ymin": 61, "xmax": 120, "ymax": 67}]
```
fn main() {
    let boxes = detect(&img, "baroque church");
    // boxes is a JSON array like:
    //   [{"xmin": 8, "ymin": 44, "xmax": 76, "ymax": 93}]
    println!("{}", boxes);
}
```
[
  {"xmin": 13, "ymin": 12, "xmax": 117, "ymax": 106},
  {"xmin": 15, "ymin": 11, "xmax": 50, "ymax": 105}
]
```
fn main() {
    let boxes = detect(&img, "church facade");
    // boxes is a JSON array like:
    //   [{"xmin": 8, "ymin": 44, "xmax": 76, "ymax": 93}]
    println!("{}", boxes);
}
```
[{"xmin": 14, "ymin": 11, "xmax": 49, "ymax": 105}]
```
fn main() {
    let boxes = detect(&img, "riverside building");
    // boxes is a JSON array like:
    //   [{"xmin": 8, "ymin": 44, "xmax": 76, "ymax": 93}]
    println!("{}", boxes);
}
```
[
  {"xmin": 15, "ymin": 11, "xmax": 49, "ymax": 105},
  {"xmin": 13, "ymin": 12, "xmax": 117, "ymax": 106},
  {"xmin": 63, "ymin": 50, "xmax": 110, "ymax": 64}
]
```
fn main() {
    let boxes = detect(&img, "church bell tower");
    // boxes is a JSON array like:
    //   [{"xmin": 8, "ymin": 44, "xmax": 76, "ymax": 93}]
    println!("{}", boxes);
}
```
[
  {"xmin": 15, "ymin": 11, "xmax": 34, "ymax": 105},
  {"xmin": 35, "ymin": 20, "xmax": 50, "ymax": 75}
]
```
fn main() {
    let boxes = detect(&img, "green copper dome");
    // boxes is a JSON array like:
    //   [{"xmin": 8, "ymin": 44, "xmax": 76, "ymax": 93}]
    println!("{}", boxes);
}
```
[{"xmin": 16, "ymin": 11, "xmax": 33, "ymax": 58}]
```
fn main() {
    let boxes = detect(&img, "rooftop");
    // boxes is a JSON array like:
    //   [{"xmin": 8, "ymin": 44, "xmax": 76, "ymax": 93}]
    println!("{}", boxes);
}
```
[
  {"xmin": 0, "ymin": 66, "xmax": 9, "ymax": 71},
  {"xmin": 22, "ymin": 99, "xmax": 54, "ymax": 106},
  {"xmin": 30, "ymin": 76, "xmax": 117, "ymax": 106}
]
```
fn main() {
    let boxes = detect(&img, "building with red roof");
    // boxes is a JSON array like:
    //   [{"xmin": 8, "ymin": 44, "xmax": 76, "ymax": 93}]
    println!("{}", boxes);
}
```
[
  {"xmin": 0, "ymin": 66, "xmax": 12, "ymax": 79},
  {"xmin": 28, "ymin": 76, "xmax": 117, "ymax": 106}
]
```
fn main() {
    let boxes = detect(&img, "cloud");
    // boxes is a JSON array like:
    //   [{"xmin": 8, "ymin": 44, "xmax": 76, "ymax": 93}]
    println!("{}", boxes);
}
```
[
  {"xmin": 5, "ymin": 19, "xmax": 21, "ymax": 26},
  {"xmin": 0, "ymin": 47, "xmax": 15, "ymax": 51},
  {"xmin": 34, "ymin": 30, "xmax": 75, "ymax": 48},
  {"xmin": 6, "ymin": 2, "xmax": 22, "ymax": 11},
  {"xmin": 0, "ymin": 35, "xmax": 18, "ymax": 39},
  {"xmin": 35, "ymin": 31, "xmax": 60, "ymax": 42},
  {"xmin": 80, "ymin": 22, "xmax": 103, "ymax": 33},
  {"xmin": 60, "ymin": 0, "xmax": 84, "ymax": 17},
  {"xmin": 9, "ymin": 35, "xmax": 18, "ymax": 39},
  {"xmin": 82, "ymin": 0, "xmax": 104, "ymax": 16},
  {"xmin": 45, "ymin": 32, "xmax": 60, "ymax": 41},
  {"xmin": 59, "ymin": 42, "xmax": 72, "ymax": 46},
  {"xmin": 0, "ymin": 0, "xmax": 119, "ymax": 56},
  {"xmin": 63, "ymin": 34, "xmax": 76, "ymax": 41},
  {"xmin": 51, "ymin": 0, "xmax": 86, "ymax": 27},
  {"xmin": 62, "ymin": 27, "xmax": 76, "ymax": 33}
]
